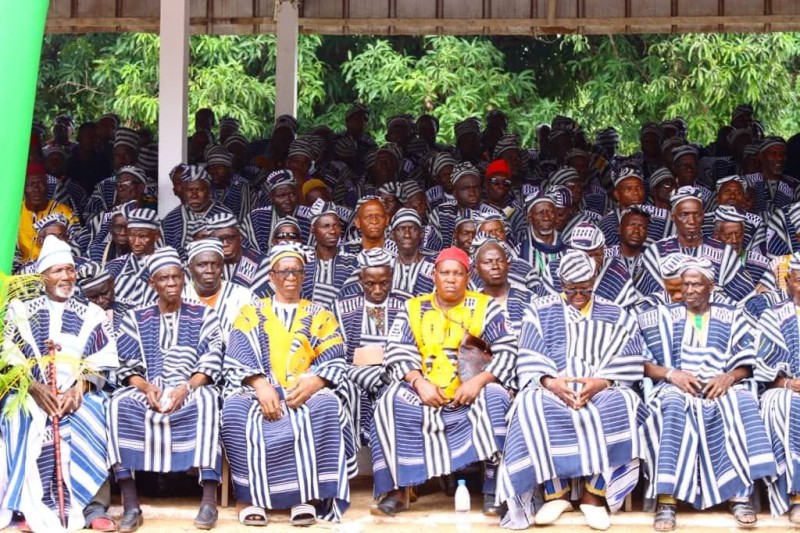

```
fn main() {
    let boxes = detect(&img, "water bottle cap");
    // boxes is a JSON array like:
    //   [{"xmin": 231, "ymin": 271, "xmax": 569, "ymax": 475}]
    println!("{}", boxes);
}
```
[{"xmin": 457, "ymin": 479, "xmax": 466, "ymax": 486}]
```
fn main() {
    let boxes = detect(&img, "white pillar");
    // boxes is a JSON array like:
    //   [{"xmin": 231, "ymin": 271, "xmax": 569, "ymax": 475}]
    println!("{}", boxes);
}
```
[
  {"xmin": 157, "ymin": 0, "xmax": 190, "ymax": 218},
  {"xmin": 274, "ymin": 0, "xmax": 299, "ymax": 120}
]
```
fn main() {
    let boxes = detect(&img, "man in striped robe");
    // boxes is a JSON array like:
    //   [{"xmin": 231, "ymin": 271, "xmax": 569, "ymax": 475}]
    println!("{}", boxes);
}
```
[
  {"xmin": 754, "ymin": 252, "xmax": 800, "ymax": 522},
  {"xmin": 108, "ymin": 247, "xmax": 224, "ymax": 531},
  {"xmin": 597, "ymin": 167, "xmax": 670, "ymax": 247},
  {"xmin": 637, "ymin": 186, "xmax": 752, "ymax": 302},
  {"xmin": 370, "ymin": 246, "xmax": 517, "ymax": 517},
  {"xmin": 243, "ymin": 169, "xmax": 312, "ymax": 252},
  {"xmin": 638, "ymin": 257, "xmax": 775, "ymax": 531},
  {"xmin": 0, "ymin": 236, "xmax": 119, "ymax": 532},
  {"xmin": 334, "ymin": 248, "xmax": 405, "ymax": 446},
  {"xmin": 301, "ymin": 201, "xmax": 357, "ymax": 308},
  {"xmin": 222, "ymin": 243, "xmax": 355, "ymax": 526},
  {"xmin": 497, "ymin": 250, "xmax": 644, "ymax": 530},
  {"xmin": 106, "ymin": 208, "xmax": 161, "ymax": 307},
  {"xmin": 387, "ymin": 208, "xmax": 436, "ymax": 297},
  {"xmin": 518, "ymin": 192, "xmax": 566, "ymax": 278},
  {"xmin": 182, "ymin": 238, "xmax": 258, "ymax": 346},
  {"xmin": 204, "ymin": 212, "xmax": 271, "ymax": 298},
  {"xmin": 428, "ymin": 162, "xmax": 484, "ymax": 248},
  {"xmin": 161, "ymin": 164, "xmax": 237, "ymax": 260}
]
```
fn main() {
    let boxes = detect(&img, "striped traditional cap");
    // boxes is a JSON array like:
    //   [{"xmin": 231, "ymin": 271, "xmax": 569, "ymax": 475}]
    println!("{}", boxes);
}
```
[
  {"xmin": 206, "ymin": 148, "xmax": 233, "ymax": 167},
  {"xmin": 114, "ymin": 127, "xmax": 139, "ymax": 153},
  {"xmin": 127, "ymin": 207, "xmax": 160, "ymax": 230},
  {"xmin": 76, "ymin": 261, "xmax": 112, "ymax": 292},
  {"xmin": 659, "ymin": 253, "xmax": 691, "ymax": 279},
  {"xmin": 398, "ymin": 180, "xmax": 423, "ymax": 203},
  {"xmin": 595, "ymin": 127, "xmax": 620, "ymax": 147},
  {"xmin": 492, "ymin": 134, "xmax": 520, "ymax": 159},
  {"xmin": 147, "ymin": 246, "xmax": 182, "ymax": 275},
  {"xmin": 619, "ymin": 205, "xmax": 651, "ymax": 222},
  {"xmin": 265, "ymin": 169, "xmax": 296, "ymax": 192},
  {"xmin": 271, "ymin": 215, "xmax": 301, "ymax": 238},
  {"xmin": 98, "ymin": 113, "xmax": 120, "ymax": 127},
  {"xmin": 547, "ymin": 185, "xmax": 573, "ymax": 208},
  {"xmin": 219, "ymin": 117, "xmax": 240, "ymax": 130},
  {"xmin": 37, "ymin": 235, "xmax": 74, "ymax": 274},
  {"xmin": 288, "ymin": 136, "xmax": 315, "ymax": 159},
  {"xmin": 454, "ymin": 215, "xmax": 476, "ymax": 231},
  {"xmin": 354, "ymin": 194, "xmax": 385, "ymax": 214},
  {"xmin": 205, "ymin": 211, "xmax": 239, "ymax": 232},
  {"xmin": 789, "ymin": 252, "xmax": 800, "ymax": 272},
  {"xmin": 454, "ymin": 118, "xmax": 481, "ymax": 140},
  {"xmin": 568, "ymin": 222, "xmax": 605, "ymax": 251},
  {"xmin": 670, "ymin": 185, "xmax": 703, "ymax": 210},
  {"xmin": 33, "ymin": 213, "xmax": 69, "ymax": 234},
  {"xmin": 727, "ymin": 128, "xmax": 752, "ymax": 145},
  {"xmin": 565, "ymin": 148, "xmax": 589, "ymax": 162},
  {"xmin": 716, "ymin": 175, "xmax": 747, "ymax": 192},
  {"xmin": 345, "ymin": 103, "xmax": 369, "ymax": 120},
  {"xmin": 558, "ymin": 249, "xmax": 596, "ymax": 284},
  {"xmin": 430, "ymin": 151, "xmax": 457, "ymax": 177},
  {"xmin": 548, "ymin": 167, "xmax": 581, "ymax": 186},
  {"xmin": 671, "ymin": 144, "xmax": 699, "ymax": 162},
  {"xmin": 267, "ymin": 242, "xmax": 307, "ymax": 270},
  {"xmin": 760, "ymin": 136, "xmax": 786, "ymax": 153},
  {"xmin": 309, "ymin": 198, "xmax": 339, "ymax": 226},
  {"xmin": 649, "ymin": 167, "xmax": 676, "ymax": 189},
  {"xmin": 107, "ymin": 200, "xmax": 137, "ymax": 223},
  {"xmin": 612, "ymin": 166, "xmax": 643, "ymax": 187},
  {"xmin": 661, "ymin": 137, "xmax": 684, "ymax": 156},
  {"xmin": 714, "ymin": 205, "xmax": 747, "ymax": 225},
  {"xmin": 376, "ymin": 142, "xmax": 404, "ymax": 165},
  {"xmin": 742, "ymin": 143, "xmax": 760, "ymax": 159},
  {"xmin": 181, "ymin": 164, "xmax": 211, "ymax": 183},
  {"xmin": 470, "ymin": 232, "xmax": 512, "ymax": 259},
  {"xmin": 451, "ymin": 162, "xmax": 480, "ymax": 186},
  {"xmin": 137, "ymin": 144, "xmax": 158, "ymax": 172},
  {"xmin": 679, "ymin": 256, "xmax": 715, "ymax": 281},
  {"xmin": 187, "ymin": 238, "xmax": 224, "ymax": 262},
  {"xmin": 357, "ymin": 247, "xmax": 394, "ymax": 270},
  {"xmin": 224, "ymin": 133, "xmax": 248, "ymax": 150},
  {"xmin": 378, "ymin": 182, "xmax": 402, "ymax": 198},
  {"xmin": 117, "ymin": 165, "xmax": 148, "ymax": 185},
  {"xmin": 390, "ymin": 208, "xmax": 423, "ymax": 231},
  {"xmin": 333, "ymin": 136, "xmax": 358, "ymax": 160},
  {"xmin": 640, "ymin": 122, "xmax": 663, "ymax": 140},
  {"xmin": 386, "ymin": 115, "xmax": 411, "ymax": 132},
  {"xmin": 525, "ymin": 191, "xmax": 556, "ymax": 213}
]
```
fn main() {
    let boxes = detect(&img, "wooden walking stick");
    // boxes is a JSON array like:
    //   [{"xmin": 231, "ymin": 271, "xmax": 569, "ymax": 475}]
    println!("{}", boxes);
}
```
[{"xmin": 46, "ymin": 340, "xmax": 67, "ymax": 528}]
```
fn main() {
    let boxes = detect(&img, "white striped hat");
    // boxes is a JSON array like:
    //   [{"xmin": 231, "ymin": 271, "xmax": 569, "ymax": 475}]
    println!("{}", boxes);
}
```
[
  {"xmin": 568, "ymin": 222, "xmax": 605, "ymax": 251},
  {"xmin": 33, "ymin": 213, "xmax": 69, "ymax": 234},
  {"xmin": 659, "ymin": 253, "xmax": 692, "ymax": 279},
  {"xmin": 118, "ymin": 165, "xmax": 148, "ymax": 185},
  {"xmin": 265, "ymin": 169, "xmax": 296, "ymax": 192},
  {"xmin": 147, "ymin": 247, "xmax": 182, "ymax": 275},
  {"xmin": 612, "ymin": 166, "xmax": 643, "ymax": 188},
  {"xmin": 187, "ymin": 238, "xmax": 224, "ymax": 262},
  {"xmin": 760, "ymin": 136, "xmax": 786, "ymax": 153},
  {"xmin": 548, "ymin": 167, "xmax": 580, "ymax": 187},
  {"xmin": 649, "ymin": 167, "xmax": 675, "ymax": 189},
  {"xmin": 181, "ymin": 164, "xmax": 211, "ymax": 183},
  {"xmin": 669, "ymin": 185, "xmax": 703, "ymax": 210},
  {"xmin": 137, "ymin": 144, "xmax": 158, "ymax": 172},
  {"xmin": 127, "ymin": 208, "xmax": 159, "ymax": 230},
  {"xmin": 76, "ymin": 261, "xmax": 111, "ymax": 292},
  {"xmin": 558, "ymin": 249, "xmax": 596, "ymax": 284},
  {"xmin": 451, "ymin": 162, "xmax": 480, "ymax": 186},
  {"xmin": 37, "ymin": 235, "xmax": 74, "ymax": 274},
  {"xmin": 114, "ymin": 127, "xmax": 139, "ymax": 153},
  {"xmin": 679, "ymin": 256, "xmax": 715, "ymax": 281},
  {"xmin": 390, "ymin": 208, "xmax": 422, "ymax": 231},
  {"xmin": 714, "ymin": 205, "xmax": 747, "ymax": 225},
  {"xmin": 357, "ymin": 248, "xmax": 393, "ymax": 270}
]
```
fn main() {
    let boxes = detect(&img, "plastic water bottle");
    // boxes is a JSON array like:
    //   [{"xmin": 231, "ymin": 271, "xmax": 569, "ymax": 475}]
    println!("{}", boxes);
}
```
[{"xmin": 454, "ymin": 479, "xmax": 471, "ymax": 512}]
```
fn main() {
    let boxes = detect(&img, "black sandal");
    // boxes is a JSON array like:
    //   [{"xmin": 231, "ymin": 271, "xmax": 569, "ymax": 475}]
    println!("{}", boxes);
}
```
[
  {"xmin": 372, "ymin": 490, "xmax": 409, "ymax": 516},
  {"xmin": 654, "ymin": 504, "xmax": 676, "ymax": 532},
  {"xmin": 194, "ymin": 503, "xmax": 218, "ymax": 530},
  {"xmin": 730, "ymin": 501, "xmax": 757, "ymax": 529}
]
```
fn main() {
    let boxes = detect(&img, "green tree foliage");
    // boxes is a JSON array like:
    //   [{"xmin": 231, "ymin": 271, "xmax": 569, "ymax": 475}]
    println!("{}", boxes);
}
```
[{"xmin": 34, "ymin": 32, "xmax": 800, "ymax": 151}]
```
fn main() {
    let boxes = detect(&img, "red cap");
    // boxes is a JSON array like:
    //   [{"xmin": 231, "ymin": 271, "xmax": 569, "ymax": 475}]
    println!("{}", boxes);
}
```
[
  {"xmin": 26, "ymin": 162, "xmax": 46, "ymax": 176},
  {"xmin": 486, "ymin": 159, "xmax": 511, "ymax": 178},
  {"xmin": 435, "ymin": 246, "xmax": 470, "ymax": 270}
]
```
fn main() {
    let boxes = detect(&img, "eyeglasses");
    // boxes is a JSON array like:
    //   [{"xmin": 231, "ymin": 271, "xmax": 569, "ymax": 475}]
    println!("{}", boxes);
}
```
[
  {"xmin": 563, "ymin": 288, "xmax": 593, "ymax": 296},
  {"xmin": 273, "ymin": 232, "xmax": 300, "ymax": 240},
  {"xmin": 272, "ymin": 268, "xmax": 304, "ymax": 279},
  {"xmin": 488, "ymin": 178, "xmax": 512, "ymax": 187}
]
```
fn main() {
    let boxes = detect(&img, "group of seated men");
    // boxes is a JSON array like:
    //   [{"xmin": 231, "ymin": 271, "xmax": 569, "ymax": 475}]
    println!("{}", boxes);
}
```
[{"xmin": 5, "ymin": 103, "xmax": 800, "ymax": 532}]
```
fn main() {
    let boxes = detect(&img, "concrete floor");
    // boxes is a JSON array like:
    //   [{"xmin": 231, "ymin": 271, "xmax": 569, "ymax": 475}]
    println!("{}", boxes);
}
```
[{"xmin": 103, "ymin": 479, "xmax": 800, "ymax": 532}]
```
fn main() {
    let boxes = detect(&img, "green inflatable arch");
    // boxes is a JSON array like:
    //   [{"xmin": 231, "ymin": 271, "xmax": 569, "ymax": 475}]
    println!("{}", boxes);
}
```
[{"xmin": 0, "ymin": 1, "xmax": 49, "ymax": 275}]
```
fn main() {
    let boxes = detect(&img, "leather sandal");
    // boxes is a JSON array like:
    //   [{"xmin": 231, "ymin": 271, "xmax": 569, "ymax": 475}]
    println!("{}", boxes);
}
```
[
  {"xmin": 372, "ymin": 490, "xmax": 409, "ymax": 517},
  {"xmin": 194, "ymin": 503, "xmax": 219, "ymax": 530},
  {"xmin": 730, "ymin": 501, "xmax": 757, "ymax": 529},
  {"xmin": 653, "ymin": 504, "xmax": 676, "ymax": 532},
  {"xmin": 118, "ymin": 508, "xmax": 143, "ymax": 533}
]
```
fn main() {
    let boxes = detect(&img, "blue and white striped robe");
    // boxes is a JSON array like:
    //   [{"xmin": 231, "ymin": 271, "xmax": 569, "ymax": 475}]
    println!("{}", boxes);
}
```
[
  {"xmin": 47, "ymin": 174, "xmax": 87, "ymax": 220},
  {"xmin": 638, "ymin": 303, "xmax": 776, "ymax": 509},
  {"xmin": 518, "ymin": 228, "xmax": 566, "ymax": 278},
  {"xmin": 743, "ymin": 172, "xmax": 797, "ymax": 217},
  {"xmin": 108, "ymin": 301, "xmax": 223, "ymax": 480},
  {"xmin": 765, "ymin": 202, "xmax": 800, "ymax": 257},
  {"xmin": 243, "ymin": 205, "xmax": 312, "ymax": 253},
  {"xmin": 497, "ymin": 296, "xmax": 644, "ymax": 527},
  {"xmin": 469, "ymin": 258, "xmax": 539, "ymax": 293},
  {"xmin": 83, "ymin": 175, "xmax": 157, "ymax": 221},
  {"xmin": 428, "ymin": 202, "xmax": 477, "ymax": 249},
  {"xmin": 478, "ymin": 285, "xmax": 532, "ymax": 338},
  {"xmin": 162, "ymin": 201, "xmax": 236, "ymax": 260},
  {"xmin": 540, "ymin": 255, "xmax": 640, "ymax": 308},
  {"xmin": 392, "ymin": 256, "xmax": 436, "ymax": 297},
  {"xmin": 222, "ymin": 299, "xmax": 355, "ymax": 520},
  {"xmin": 301, "ymin": 253, "xmax": 359, "ymax": 310},
  {"xmin": 755, "ymin": 300, "xmax": 800, "ymax": 515},
  {"xmin": 334, "ymin": 294, "xmax": 405, "ymax": 446},
  {"xmin": 371, "ymin": 293, "xmax": 517, "ymax": 498},
  {"xmin": 0, "ymin": 296, "xmax": 118, "ymax": 532},
  {"xmin": 106, "ymin": 253, "xmax": 157, "ymax": 307},
  {"xmin": 702, "ymin": 211, "xmax": 766, "ymax": 254},
  {"xmin": 638, "ymin": 236, "xmax": 752, "ymax": 301},
  {"xmin": 224, "ymin": 247, "xmax": 271, "ymax": 298},
  {"xmin": 183, "ymin": 280, "xmax": 258, "ymax": 346}
]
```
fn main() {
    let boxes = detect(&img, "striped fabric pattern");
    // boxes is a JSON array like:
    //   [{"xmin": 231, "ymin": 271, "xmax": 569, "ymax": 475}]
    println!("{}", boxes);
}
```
[
  {"xmin": 108, "ymin": 301, "xmax": 224, "ymax": 477},
  {"xmin": 638, "ymin": 302, "xmax": 776, "ymax": 509},
  {"xmin": 221, "ymin": 299, "xmax": 355, "ymax": 519},
  {"xmin": 597, "ymin": 206, "xmax": 671, "ymax": 248},
  {"xmin": 106, "ymin": 253, "xmax": 158, "ymax": 307},
  {"xmin": 370, "ymin": 295, "xmax": 517, "ymax": 497},
  {"xmin": 540, "ymin": 255, "xmax": 639, "ymax": 308},
  {"xmin": 301, "ymin": 254, "xmax": 358, "ymax": 309},
  {"xmin": 497, "ymin": 295, "xmax": 644, "ymax": 528},
  {"xmin": 162, "ymin": 202, "xmax": 236, "ymax": 260},
  {"xmin": 224, "ymin": 247, "xmax": 272, "ymax": 298}
]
